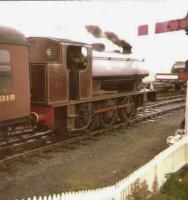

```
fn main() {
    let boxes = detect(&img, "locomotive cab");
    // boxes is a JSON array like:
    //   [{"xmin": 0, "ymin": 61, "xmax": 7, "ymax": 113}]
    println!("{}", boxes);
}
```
[
  {"xmin": 28, "ymin": 37, "xmax": 92, "ymax": 104},
  {"xmin": 28, "ymin": 37, "xmax": 92, "ymax": 129}
]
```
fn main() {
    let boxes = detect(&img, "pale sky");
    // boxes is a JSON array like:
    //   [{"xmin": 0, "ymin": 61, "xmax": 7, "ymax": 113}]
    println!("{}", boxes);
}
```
[{"xmin": 0, "ymin": 0, "xmax": 188, "ymax": 81}]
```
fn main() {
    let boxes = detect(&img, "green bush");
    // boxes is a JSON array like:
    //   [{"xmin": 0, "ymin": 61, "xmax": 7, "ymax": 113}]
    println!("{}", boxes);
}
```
[
  {"xmin": 128, "ymin": 174, "xmax": 188, "ymax": 200},
  {"xmin": 150, "ymin": 174, "xmax": 188, "ymax": 200}
]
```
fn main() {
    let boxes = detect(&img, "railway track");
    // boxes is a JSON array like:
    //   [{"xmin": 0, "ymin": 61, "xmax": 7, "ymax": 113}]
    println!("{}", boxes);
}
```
[
  {"xmin": 157, "ymin": 94, "xmax": 185, "ymax": 102},
  {"xmin": 0, "ymin": 97, "xmax": 185, "ymax": 167}
]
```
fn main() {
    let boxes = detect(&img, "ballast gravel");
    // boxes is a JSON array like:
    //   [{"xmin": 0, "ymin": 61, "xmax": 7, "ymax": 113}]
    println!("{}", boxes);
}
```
[{"xmin": 0, "ymin": 109, "xmax": 184, "ymax": 200}]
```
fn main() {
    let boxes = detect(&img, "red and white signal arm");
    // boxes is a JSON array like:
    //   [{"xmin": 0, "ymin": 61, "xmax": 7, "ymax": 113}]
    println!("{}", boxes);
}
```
[
  {"xmin": 138, "ymin": 24, "xmax": 148, "ymax": 36},
  {"xmin": 138, "ymin": 14, "xmax": 188, "ymax": 35},
  {"xmin": 155, "ymin": 18, "xmax": 188, "ymax": 33}
]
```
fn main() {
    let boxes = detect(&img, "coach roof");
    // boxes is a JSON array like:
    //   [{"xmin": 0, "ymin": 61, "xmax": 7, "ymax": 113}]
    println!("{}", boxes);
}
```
[{"xmin": 0, "ymin": 26, "xmax": 27, "ymax": 45}]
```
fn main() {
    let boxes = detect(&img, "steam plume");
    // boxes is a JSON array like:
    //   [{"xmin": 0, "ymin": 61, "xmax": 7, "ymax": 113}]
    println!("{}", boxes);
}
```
[
  {"xmin": 85, "ymin": 25, "xmax": 132, "ymax": 54},
  {"xmin": 104, "ymin": 31, "xmax": 132, "ymax": 54},
  {"xmin": 85, "ymin": 25, "xmax": 103, "ymax": 38}
]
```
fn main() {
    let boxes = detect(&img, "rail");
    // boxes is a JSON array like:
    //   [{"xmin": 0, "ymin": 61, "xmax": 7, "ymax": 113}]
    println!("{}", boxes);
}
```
[{"xmin": 0, "ymin": 97, "xmax": 185, "ymax": 166}]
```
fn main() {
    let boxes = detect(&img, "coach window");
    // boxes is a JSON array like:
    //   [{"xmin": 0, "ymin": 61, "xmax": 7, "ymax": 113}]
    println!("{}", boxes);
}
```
[{"xmin": 0, "ymin": 50, "xmax": 12, "ymax": 93}]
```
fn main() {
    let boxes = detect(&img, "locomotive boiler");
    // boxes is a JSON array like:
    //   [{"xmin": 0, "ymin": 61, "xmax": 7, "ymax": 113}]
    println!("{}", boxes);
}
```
[{"xmin": 92, "ymin": 51, "xmax": 148, "ymax": 93}]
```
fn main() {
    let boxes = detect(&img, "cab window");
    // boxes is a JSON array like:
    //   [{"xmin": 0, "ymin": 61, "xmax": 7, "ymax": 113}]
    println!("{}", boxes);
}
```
[
  {"xmin": 67, "ymin": 46, "xmax": 88, "ymax": 70},
  {"xmin": 0, "ymin": 50, "xmax": 12, "ymax": 93}
]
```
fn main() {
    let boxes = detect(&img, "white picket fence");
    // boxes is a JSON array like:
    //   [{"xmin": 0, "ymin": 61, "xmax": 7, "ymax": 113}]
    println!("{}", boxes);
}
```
[{"xmin": 23, "ymin": 135, "xmax": 188, "ymax": 200}]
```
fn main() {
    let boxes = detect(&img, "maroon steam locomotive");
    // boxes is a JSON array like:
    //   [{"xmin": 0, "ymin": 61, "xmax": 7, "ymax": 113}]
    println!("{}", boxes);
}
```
[{"xmin": 0, "ymin": 26, "xmax": 156, "ymax": 135}]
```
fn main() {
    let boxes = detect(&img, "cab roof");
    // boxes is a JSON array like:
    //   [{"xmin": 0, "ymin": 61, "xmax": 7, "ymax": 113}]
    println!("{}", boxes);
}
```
[{"xmin": 27, "ymin": 36, "xmax": 91, "ymax": 47}]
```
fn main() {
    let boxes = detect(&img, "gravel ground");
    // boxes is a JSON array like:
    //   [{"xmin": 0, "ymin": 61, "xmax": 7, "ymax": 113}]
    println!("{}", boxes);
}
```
[{"xmin": 0, "ymin": 109, "xmax": 184, "ymax": 200}]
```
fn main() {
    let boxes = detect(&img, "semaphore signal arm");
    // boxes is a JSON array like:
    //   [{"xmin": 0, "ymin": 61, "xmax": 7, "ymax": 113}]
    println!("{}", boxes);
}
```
[{"xmin": 138, "ymin": 13, "xmax": 188, "ymax": 35}]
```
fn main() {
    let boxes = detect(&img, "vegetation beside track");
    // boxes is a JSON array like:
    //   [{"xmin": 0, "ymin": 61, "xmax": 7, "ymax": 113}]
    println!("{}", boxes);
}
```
[{"xmin": 128, "ymin": 168, "xmax": 188, "ymax": 200}]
